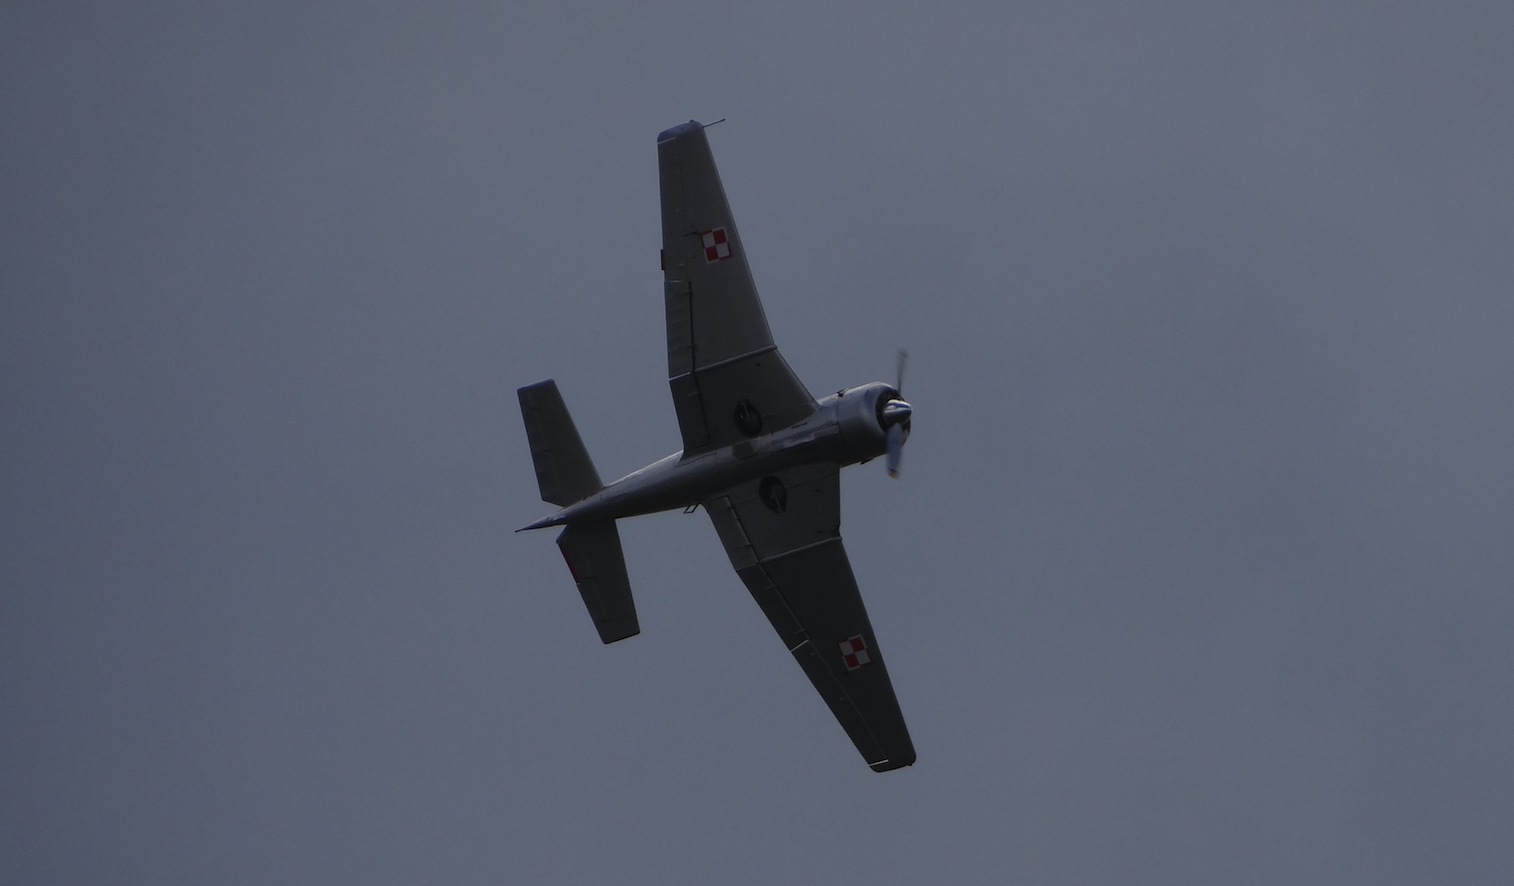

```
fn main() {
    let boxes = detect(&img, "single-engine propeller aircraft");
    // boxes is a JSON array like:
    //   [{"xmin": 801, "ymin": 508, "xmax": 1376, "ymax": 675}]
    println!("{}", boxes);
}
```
[{"xmin": 517, "ymin": 120, "xmax": 915, "ymax": 771}]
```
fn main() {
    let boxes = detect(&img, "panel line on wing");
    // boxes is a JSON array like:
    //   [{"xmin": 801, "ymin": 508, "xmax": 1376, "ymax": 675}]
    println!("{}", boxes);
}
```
[
  {"xmin": 757, "ymin": 535, "xmax": 842, "ymax": 566},
  {"xmin": 710, "ymin": 494, "xmax": 809, "ymax": 639},
  {"xmin": 789, "ymin": 638, "xmax": 890, "ymax": 765},
  {"xmin": 681, "ymin": 343, "xmax": 778, "ymax": 375}
]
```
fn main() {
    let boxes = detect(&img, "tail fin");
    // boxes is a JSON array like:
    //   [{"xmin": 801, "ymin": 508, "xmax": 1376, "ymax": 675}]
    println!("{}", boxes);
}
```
[
  {"xmin": 556, "ymin": 521, "xmax": 640, "ymax": 643},
  {"xmin": 519, "ymin": 381, "xmax": 638, "ymax": 643},
  {"xmin": 517, "ymin": 380, "xmax": 602, "ymax": 506}
]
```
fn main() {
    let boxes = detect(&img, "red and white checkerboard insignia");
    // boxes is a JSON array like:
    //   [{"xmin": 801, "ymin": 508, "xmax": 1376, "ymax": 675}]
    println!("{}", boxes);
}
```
[
  {"xmin": 701, "ymin": 227, "xmax": 732, "ymax": 263},
  {"xmin": 839, "ymin": 635, "xmax": 871, "ymax": 671}
]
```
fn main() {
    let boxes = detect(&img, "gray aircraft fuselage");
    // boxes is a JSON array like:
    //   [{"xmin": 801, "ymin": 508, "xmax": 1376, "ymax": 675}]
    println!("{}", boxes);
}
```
[{"xmin": 523, "ymin": 381, "xmax": 905, "ymax": 531}]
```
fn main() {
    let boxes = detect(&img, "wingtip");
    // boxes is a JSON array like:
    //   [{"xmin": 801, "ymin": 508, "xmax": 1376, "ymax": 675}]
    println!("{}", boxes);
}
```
[
  {"xmin": 599, "ymin": 627, "xmax": 641, "ymax": 645},
  {"xmin": 516, "ymin": 378, "xmax": 555, "ymax": 395},
  {"xmin": 869, "ymin": 753, "xmax": 917, "ymax": 773},
  {"xmin": 656, "ymin": 119, "xmax": 704, "ymax": 143}
]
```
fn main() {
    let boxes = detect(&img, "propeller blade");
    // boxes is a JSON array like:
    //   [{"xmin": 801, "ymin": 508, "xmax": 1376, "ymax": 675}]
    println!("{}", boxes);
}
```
[
  {"xmin": 895, "ymin": 347, "xmax": 908, "ymax": 395},
  {"xmin": 886, "ymin": 423, "xmax": 904, "ymax": 478}
]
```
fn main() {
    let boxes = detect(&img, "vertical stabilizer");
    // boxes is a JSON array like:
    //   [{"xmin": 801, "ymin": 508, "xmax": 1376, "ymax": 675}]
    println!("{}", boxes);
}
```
[{"xmin": 517, "ymin": 379, "xmax": 602, "ymax": 506}]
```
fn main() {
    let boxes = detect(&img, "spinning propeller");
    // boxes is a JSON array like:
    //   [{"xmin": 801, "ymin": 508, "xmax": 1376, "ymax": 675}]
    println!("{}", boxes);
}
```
[{"xmin": 883, "ymin": 348, "xmax": 912, "ymax": 478}]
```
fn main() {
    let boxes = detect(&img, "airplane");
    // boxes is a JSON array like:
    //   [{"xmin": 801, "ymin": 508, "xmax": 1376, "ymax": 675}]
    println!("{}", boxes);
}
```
[{"xmin": 517, "ymin": 120, "xmax": 915, "ymax": 772}]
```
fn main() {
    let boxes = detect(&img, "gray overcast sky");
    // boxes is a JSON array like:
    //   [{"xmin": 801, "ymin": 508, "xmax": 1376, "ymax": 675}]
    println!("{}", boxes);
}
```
[{"xmin": 4, "ymin": 2, "xmax": 1512, "ymax": 883}]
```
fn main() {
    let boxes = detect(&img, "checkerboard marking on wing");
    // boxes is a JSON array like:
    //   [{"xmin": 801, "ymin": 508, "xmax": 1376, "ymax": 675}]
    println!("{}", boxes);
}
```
[
  {"xmin": 701, "ymin": 227, "xmax": 732, "ymax": 262},
  {"xmin": 840, "ymin": 635, "xmax": 871, "ymax": 670}
]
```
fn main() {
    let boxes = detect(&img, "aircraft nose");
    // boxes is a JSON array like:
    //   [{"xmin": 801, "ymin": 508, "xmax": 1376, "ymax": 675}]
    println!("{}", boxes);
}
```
[{"xmin": 882, "ymin": 398, "xmax": 912, "ymax": 425}]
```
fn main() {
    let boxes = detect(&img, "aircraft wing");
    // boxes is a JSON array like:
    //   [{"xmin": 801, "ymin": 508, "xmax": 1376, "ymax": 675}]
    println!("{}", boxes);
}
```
[
  {"xmin": 658, "ymin": 121, "xmax": 817, "ymax": 456},
  {"xmin": 705, "ymin": 462, "xmax": 916, "ymax": 771}
]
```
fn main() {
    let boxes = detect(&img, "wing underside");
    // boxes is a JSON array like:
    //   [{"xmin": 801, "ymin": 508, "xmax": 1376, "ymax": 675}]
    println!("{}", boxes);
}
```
[
  {"xmin": 706, "ymin": 463, "xmax": 915, "ymax": 771},
  {"xmin": 658, "ymin": 121, "xmax": 816, "ymax": 455}
]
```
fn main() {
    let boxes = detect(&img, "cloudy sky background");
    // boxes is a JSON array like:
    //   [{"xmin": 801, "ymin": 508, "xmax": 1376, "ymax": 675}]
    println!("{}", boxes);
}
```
[{"xmin": 4, "ymin": 2, "xmax": 1512, "ymax": 883}]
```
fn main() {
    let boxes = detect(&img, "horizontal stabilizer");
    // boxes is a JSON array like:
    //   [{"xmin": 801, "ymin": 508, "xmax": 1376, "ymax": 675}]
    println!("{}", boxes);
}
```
[
  {"xmin": 518, "ymin": 379, "xmax": 602, "ymax": 507},
  {"xmin": 556, "ymin": 521, "xmax": 639, "ymax": 644}
]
